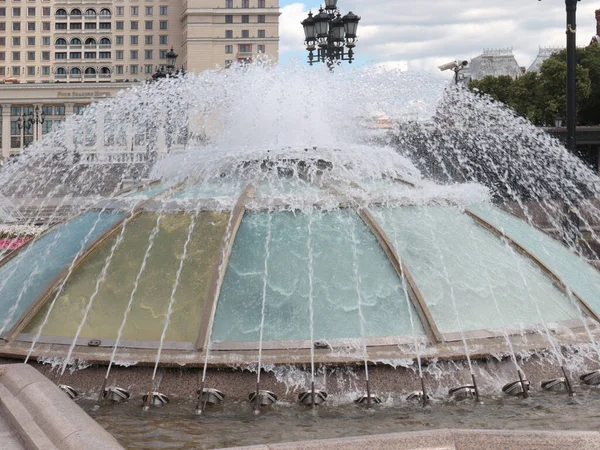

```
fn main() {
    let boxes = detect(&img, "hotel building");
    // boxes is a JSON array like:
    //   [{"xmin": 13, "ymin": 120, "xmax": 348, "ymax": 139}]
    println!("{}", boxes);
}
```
[{"xmin": 0, "ymin": 0, "xmax": 280, "ymax": 157}]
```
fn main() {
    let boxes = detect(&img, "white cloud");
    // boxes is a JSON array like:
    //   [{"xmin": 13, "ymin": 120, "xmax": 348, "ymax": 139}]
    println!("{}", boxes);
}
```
[{"xmin": 279, "ymin": 1, "xmax": 600, "ymax": 74}]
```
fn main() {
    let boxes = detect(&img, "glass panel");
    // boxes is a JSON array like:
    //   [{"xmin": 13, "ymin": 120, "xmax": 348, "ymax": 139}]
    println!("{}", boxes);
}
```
[
  {"xmin": 0, "ymin": 211, "xmax": 124, "ymax": 335},
  {"xmin": 211, "ymin": 210, "xmax": 424, "ymax": 344},
  {"xmin": 24, "ymin": 212, "xmax": 229, "ymax": 342},
  {"xmin": 468, "ymin": 204, "xmax": 600, "ymax": 315},
  {"xmin": 170, "ymin": 180, "xmax": 245, "ymax": 199},
  {"xmin": 374, "ymin": 206, "xmax": 579, "ymax": 334},
  {"xmin": 126, "ymin": 183, "xmax": 169, "ymax": 199}
]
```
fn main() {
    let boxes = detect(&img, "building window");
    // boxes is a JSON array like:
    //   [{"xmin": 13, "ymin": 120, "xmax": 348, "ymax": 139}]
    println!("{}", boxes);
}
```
[
  {"xmin": 55, "ymin": 52, "xmax": 67, "ymax": 59},
  {"xmin": 238, "ymin": 44, "xmax": 252, "ymax": 52},
  {"xmin": 55, "ymin": 23, "xmax": 67, "ymax": 30},
  {"xmin": 131, "ymin": 36, "xmax": 138, "ymax": 45},
  {"xmin": 159, "ymin": 21, "xmax": 167, "ymax": 30},
  {"xmin": 225, "ymin": 60, "xmax": 232, "ymax": 68},
  {"xmin": 115, "ymin": 65, "xmax": 124, "ymax": 74},
  {"xmin": 0, "ymin": 23, "xmax": 5, "ymax": 32},
  {"xmin": 116, "ymin": 21, "xmax": 124, "ymax": 30},
  {"xmin": 258, "ymin": 30, "xmax": 265, "ymax": 38},
  {"xmin": 0, "ymin": 52, "xmax": 4, "ymax": 61},
  {"xmin": 27, "ymin": 7, "xmax": 36, "ymax": 17},
  {"xmin": 225, "ymin": 45, "xmax": 233, "ymax": 54},
  {"xmin": 42, "ymin": 37, "xmax": 50, "ymax": 45},
  {"xmin": 69, "ymin": 52, "xmax": 81, "ymax": 59},
  {"xmin": 12, "ymin": 67, "xmax": 20, "ymax": 76},
  {"xmin": 27, "ymin": 67, "xmax": 35, "ymax": 75},
  {"xmin": 13, "ymin": 8, "xmax": 21, "ymax": 17},
  {"xmin": 116, "ymin": 7, "xmax": 124, "ymax": 16},
  {"xmin": 145, "ymin": 64, "xmax": 153, "ymax": 74},
  {"xmin": 258, "ymin": 45, "xmax": 265, "ymax": 53},
  {"xmin": 84, "ymin": 52, "xmax": 96, "ymax": 59},
  {"xmin": 130, "ymin": 65, "xmax": 138, "ymax": 74},
  {"xmin": 70, "ymin": 23, "xmax": 82, "ymax": 30},
  {"xmin": 27, "ymin": 22, "xmax": 35, "ymax": 31},
  {"xmin": 116, "ymin": 51, "xmax": 124, "ymax": 60},
  {"xmin": 225, "ymin": 30, "xmax": 233, "ymax": 38},
  {"xmin": 130, "ymin": 6, "xmax": 139, "ymax": 16},
  {"xmin": 55, "ymin": 106, "xmax": 65, "ymax": 115},
  {"xmin": 12, "ymin": 37, "xmax": 20, "ymax": 46},
  {"xmin": 42, "ymin": 120, "xmax": 53, "ymax": 135},
  {"xmin": 131, "ymin": 21, "xmax": 138, "ymax": 30},
  {"xmin": 258, "ymin": 0, "xmax": 266, "ymax": 7},
  {"xmin": 160, "ymin": 6, "xmax": 168, "ymax": 15},
  {"xmin": 241, "ymin": 15, "xmax": 249, "ymax": 24},
  {"xmin": 145, "ymin": 50, "xmax": 153, "ymax": 59},
  {"xmin": 145, "ymin": 36, "xmax": 153, "ymax": 45},
  {"xmin": 13, "ymin": 23, "xmax": 20, "ymax": 32},
  {"xmin": 225, "ymin": 0, "xmax": 233, "ymax": 8},
  {"xmin": 12, "ymin": 52, "xmax": 20, "ymax": 61},
  {"xmin": 99, "ymin": 23, "xmax": 111, "ymax": 30},
  {"xmin": 130, "ymin": 50, "xmax": 138, "ymax": 60},
  {"xmin": 27, "ymin": 51, "xmax": 35, "ymax": 61},
  {"xmin": 43, "ymin": 22, "xmax": 50, "ymax": 31},
  {"xmin": 145, "ymin": 21, "xmax": 153, "ymax": 30},
  {"xmin": 43, "ymin": 7, "xmax": 51, "ymax": 16},
  {"xmin": 145, "ymin": 7, "xmax": 153, "ymax": 15},
  {"xmin": 258, "ymin": 15, "xmax": 266, "ymax": 23},
  {"xmin": 27, "ymin": 37, "xmax": 35, "ymax": 46},
  {"xmin": 116, "ymin": 36, "xmax": 124, "ymax": 45},
  {"xmin": 99, "ymin": 52, "xmax": 111, "ymax": 59},
  {"xmin": 42, "ymin": 51, "xmax": 50, "ymax": 60},
  {"xmin": 0, "ymin": 8, "xmax": 5, "ymax": 17},
  {"xmin": 0, "ymin": 38, "xmax": 5, "ymax": 46},
  {"xmin": 241, "ymin": 30, "xmax": 249, "ymax": 38},
  {"xmin": 42, "ymin": 66, "xmax": 50, "ymax": 75},
  {"xmin": 242, "ymin": 0, "xmax": 249, "ymax": 7},
  {"xmin": 85, "ymin": 23, "xmax": 97, "ymax": 30},
  {"xmin": 225, "ymin": 15, "xmax": 233, "ymax": 24}
]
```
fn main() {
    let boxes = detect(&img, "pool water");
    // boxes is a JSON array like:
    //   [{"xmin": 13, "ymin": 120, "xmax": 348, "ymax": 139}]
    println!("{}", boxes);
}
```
[{"xmin": 87, "ymin": 388, "xmax": 600, "ymax": 449}]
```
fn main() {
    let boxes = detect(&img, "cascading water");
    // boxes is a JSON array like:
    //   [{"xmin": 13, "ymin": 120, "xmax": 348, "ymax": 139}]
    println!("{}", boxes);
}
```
[{"xmin": 0, "ymin": 62, "xmax": 600, "ymax": 440}]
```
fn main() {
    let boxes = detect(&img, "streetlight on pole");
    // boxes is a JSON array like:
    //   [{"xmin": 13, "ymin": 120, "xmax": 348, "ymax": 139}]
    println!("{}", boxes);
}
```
[
  {"xmin": 151, "ymin": 47, "xmax": 184, "ymax": 81},
  {"xmin": 539, "ymin": 0, "xmax": 580, "ymax": 151},
  {"xmin": 301, "ymin": 1, "xmax": 361, "ymax": 68}
]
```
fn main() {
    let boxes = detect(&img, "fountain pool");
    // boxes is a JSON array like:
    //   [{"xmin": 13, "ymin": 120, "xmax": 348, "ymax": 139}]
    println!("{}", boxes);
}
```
[{"xmin": 0, "ymin": 63, "xmax": 600, "ymax": 447}]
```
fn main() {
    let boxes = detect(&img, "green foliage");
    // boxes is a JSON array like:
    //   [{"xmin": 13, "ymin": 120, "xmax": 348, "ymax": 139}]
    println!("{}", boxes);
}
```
[{"xmin": 468, "ymin": 46, "xmax": 598, "ymax": 126}]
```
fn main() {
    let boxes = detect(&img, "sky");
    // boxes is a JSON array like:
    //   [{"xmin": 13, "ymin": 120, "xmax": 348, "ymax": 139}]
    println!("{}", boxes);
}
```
[{"xmin": 278, "ymin": 0, "xmax": 600, "ymax": 75}]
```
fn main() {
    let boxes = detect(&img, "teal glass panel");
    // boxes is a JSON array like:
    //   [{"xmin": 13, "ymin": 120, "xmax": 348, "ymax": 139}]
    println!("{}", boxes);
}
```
[
  {"xmin": 468, "ymin": 204, "xmax": 600, "ymax": 315},
  {"xmin": 0, "ymin": 211, "xmax": 124, "ymax": 335},
  {"xmin": 212, "ymin": 210, "xmax": 424, "ymax": 343},
  {"xmin": 127, "ymin": 184, "xmax": 169, "ymax": 199},
  {"xmin": 374, "ymin": 206, "xmax": 578, "ymax": 334}
]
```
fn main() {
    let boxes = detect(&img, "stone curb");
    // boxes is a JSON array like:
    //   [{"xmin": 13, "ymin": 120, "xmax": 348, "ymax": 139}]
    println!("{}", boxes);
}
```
[
  {"xmin": 0, "ymin": 364, "xmax": 123, "ymax": 450},
  {"xmin": 222, "ymin": 428, "xmax": 600, "ymax": 450}
]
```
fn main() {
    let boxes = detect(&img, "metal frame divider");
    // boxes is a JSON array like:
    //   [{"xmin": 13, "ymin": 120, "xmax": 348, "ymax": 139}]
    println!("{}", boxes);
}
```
[
  {"xmin": 357, "ymin": 208, "xmax": 443, "ymax": 344},
  {"xmin": 5, "ymin": 182, "xmax": 185, "ymax": 342},
  {"xmin": 195, "ymin": 183, "xmax": 257, "ymax": 351},
  {"xmin": 465, "ymin": 208, "xmax": 600, "ymax": 325}
]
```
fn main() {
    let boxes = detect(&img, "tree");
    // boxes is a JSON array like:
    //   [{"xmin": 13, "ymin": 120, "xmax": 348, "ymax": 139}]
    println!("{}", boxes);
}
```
[{"xmin": 468, "ymin": 49, "xmax": 594, "ymax": 127}]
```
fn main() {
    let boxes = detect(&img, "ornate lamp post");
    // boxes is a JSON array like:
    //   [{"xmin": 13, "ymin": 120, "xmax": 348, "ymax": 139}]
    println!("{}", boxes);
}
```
[
  {"xmin": 151, "ymin": 47, "xmax": 184, "ymax": 81},
  {"xmin": 16, "ymin": 106, "xmax": 45, "ymax": 148},
  {"xmin": 301, "ymin": 1, "xmax": 361, "ymax": 68}
]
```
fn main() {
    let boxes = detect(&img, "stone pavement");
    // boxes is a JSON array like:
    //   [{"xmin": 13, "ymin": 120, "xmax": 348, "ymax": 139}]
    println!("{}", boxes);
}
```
[
  {"xmin": 0, "ymin": 414, "xmax": 24, "ymax": 450},
  {"xmin": 225, "ymin": 428, "xmax": 600, "ymax": 450}
]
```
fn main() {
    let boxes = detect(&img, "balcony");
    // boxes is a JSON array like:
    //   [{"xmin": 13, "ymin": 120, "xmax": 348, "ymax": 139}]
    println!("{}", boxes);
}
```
[{"xmin": 99, "ymin": 44, "xmax": 112, "ymax": 49}]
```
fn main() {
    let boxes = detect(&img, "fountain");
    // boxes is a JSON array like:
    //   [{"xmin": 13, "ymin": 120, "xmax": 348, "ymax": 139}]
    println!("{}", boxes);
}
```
[{"xmin": 1, "ymin": 62, "xmax": 600, "ymax": 447}]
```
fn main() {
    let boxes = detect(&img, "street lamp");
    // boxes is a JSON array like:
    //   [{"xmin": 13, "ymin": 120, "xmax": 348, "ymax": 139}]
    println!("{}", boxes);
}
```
[
  {"xmin": 151, "ymin": 47, "xmax": 184, "ymax": 81},
  {"xmin": 16, "ymin": 106, "xmax": 45, "ymax": 148},
  {"xmin": 539, "ymin": 0, "xmax": 581, "ymax": 151},
  {"xmin": 555, "ymin": 113, "xmax": 564, "ymax": 128},
  {"xmin": 301, "ymin": 2, "xmax": 361, "ymax": 68}
]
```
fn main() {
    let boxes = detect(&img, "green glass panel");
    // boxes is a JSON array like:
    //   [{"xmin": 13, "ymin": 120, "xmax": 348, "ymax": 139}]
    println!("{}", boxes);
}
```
[
  {"xmin": 374, "ymin": 206, "xmax": 579, "ymax": 334},
  {"xmin": 24, "ymin": 212, "xmax": 229, "ymax": 342},
  {"xmin": 212, "ymin": 210, "xmax": 424, "ymax": 344},
  {"xmin": 468, "ymin": 204, "xmax": 600, "ymax": 315},
  {"xmin": 0, "ymin": 211, "xmax": 123, "ymax": 335}
]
